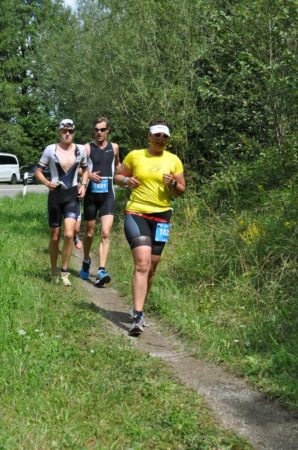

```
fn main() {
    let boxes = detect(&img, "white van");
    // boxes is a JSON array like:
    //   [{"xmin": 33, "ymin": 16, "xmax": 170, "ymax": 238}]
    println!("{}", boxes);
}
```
[{"xmin": 0, "ymin": 153, "xmax": 21, "ymax": 184}]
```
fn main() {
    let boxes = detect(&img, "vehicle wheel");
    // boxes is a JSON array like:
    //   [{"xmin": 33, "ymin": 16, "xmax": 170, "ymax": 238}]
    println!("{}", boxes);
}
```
[{"xmin": 10, "ymin": 174, "xmax": 17, "ymax": 184}]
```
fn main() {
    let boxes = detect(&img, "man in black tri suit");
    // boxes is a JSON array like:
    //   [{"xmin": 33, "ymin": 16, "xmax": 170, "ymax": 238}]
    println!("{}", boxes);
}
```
[
  {"xmin": 35, "ymin": 119, "xmax": 89, "ymax": 286},
  {"xmin": 80, "ymin": 116, "xmax": 120, "ymax": 286}
]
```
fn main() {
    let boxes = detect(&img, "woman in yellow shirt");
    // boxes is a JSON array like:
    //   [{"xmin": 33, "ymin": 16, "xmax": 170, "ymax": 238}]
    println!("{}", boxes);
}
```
[{"xmin": 115, "ymin": 120, "xmax": 186, "ymax": 335}]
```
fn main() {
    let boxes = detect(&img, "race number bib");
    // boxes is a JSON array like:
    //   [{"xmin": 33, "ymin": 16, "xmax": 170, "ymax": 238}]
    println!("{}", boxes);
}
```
[
  {"xmin": 91, "ymin": 179, "xmax": 108, "ymax": 193},
  {"xmin": 155, "ymin": 222, "xmax": 171, "ymax": 242}
]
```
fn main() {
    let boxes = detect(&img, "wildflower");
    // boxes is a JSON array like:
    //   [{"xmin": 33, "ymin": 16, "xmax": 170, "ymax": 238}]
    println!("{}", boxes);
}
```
[
  {"xmin": 18, "ymin": 329, "xmax": 26, "ymax": 336},
  {"xmin": 239, "ymin": 222, "xmax": 263, "ymax": 245},
  {"xmin": 284, "ymin": 220, "xmax": 296, "ymax": 228}
]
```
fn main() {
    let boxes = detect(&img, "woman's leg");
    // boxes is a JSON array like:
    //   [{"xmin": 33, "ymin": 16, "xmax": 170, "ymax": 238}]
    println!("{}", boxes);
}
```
[
  {"xmin": 131, "ymin": 245, "xmax": 152, "ymax": 312},
  {"xmin": 147, "ymin": 254, "xmax": 161, "ymax": 297}
]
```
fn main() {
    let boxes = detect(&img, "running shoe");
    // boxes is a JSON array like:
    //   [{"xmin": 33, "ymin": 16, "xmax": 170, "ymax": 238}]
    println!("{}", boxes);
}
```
[
  {"xmin": 73, "ymin": 235, "xmax": 82, "ymax": 249},
  {"xmin": 129, "ymin": 308, "xmax": 146, "ymax": 326},
  {"xmin": 50, "ymin": 272, "xmax": 60, "ymax": 284},
  {"xmin": 80, "ymin": 258, "xmax": 91, "ymax": 280},
  {"xmin": 129, "ymin": 315, "xmax": 145, "ymax": 336},
  {"xmin": 60, "ymin": 271, "xmax": 71, "ymax": 286},
  {"xmin": 95, "ymin": 269, "xmax": 111, "ymax": 287}
]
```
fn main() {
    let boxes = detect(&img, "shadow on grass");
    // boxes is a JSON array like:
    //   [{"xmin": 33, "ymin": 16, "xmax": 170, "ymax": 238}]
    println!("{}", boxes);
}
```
[
  {"xmin": 31, "ymin": 265, "xmax": 76, "ymax": 282},
  {"xmin": 76, "ymin": 300, "xmax": 131, "ymax": 333},
  {"xmin": 30, "ymin": 268, "xmax": 52, "ymax": 282}
]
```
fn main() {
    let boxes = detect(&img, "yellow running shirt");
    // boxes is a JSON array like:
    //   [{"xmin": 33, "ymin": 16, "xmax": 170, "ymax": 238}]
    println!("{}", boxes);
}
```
[{"xmin": 123, "ymin": 149, "xmax": 184, "ymax": 213}]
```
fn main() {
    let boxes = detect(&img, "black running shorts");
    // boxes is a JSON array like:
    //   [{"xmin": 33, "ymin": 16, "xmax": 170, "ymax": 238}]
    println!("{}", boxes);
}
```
[
  {"xmin": 124, "ymin": 209, "xmax": 172, "ymax": 256},
  {"xmin": 83, "ymin": 192, "xmax": 116, "ymax": 221},
  {"xmin": 48, "ymin": 186, "xmax": 79, "ymax": 228}
]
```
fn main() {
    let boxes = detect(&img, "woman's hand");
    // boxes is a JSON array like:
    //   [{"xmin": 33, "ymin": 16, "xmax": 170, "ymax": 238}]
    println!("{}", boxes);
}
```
[
  {"xmin": 127, "ymin": 176, "xmax": 141, "ymax": 188},
  {"xmin": 163, "ymin": 172, "xmax": 175, "ymax": 187}
]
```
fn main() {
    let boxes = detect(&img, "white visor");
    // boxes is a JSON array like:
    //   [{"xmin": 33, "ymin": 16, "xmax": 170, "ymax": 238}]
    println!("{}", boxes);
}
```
[
  {"xmin": 150, "ymin": 125, "xmax": 170, "ymax": 137},
  {"xmin": 59, "ymin": 119, "xmax": 75, "ymax": 130}
]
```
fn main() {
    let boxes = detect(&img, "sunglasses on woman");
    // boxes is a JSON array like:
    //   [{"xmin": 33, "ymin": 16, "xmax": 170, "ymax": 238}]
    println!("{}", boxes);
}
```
[{"xmin": 152, "ymin": 133, "xmax": 169, "ymax": 138}]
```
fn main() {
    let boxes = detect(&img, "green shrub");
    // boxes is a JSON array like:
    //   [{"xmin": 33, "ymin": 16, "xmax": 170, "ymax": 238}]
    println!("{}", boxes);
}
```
[{"xmin": 201, "ymin": 141, "xmax": 298, "ymax": 210}]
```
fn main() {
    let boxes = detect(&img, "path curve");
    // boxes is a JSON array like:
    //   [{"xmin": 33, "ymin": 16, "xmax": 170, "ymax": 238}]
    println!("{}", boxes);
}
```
[{"xmin": 73, "ymin": 252, "xmax": 298, "ymax": 450}]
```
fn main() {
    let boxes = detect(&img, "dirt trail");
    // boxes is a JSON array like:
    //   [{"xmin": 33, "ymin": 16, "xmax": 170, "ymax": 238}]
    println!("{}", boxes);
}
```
[{"xmin": 73, "ymin": 252, "xmax": 298, "ymax": 450}]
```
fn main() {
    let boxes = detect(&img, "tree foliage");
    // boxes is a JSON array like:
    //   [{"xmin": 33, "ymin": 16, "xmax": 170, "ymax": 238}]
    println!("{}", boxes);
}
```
[
  {"xmin": 0, "ymin": 0, "xmax": 68, "ymax": 163},
  {"xmin": 0, "ymin": 0, "xmax": 297, "ymax": 171}
]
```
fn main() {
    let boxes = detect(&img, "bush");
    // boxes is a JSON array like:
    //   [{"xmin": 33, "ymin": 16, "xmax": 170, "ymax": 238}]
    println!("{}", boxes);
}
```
[{"xmin": 201, "ymin": 141, "xmax": 298, "ymax": 210}]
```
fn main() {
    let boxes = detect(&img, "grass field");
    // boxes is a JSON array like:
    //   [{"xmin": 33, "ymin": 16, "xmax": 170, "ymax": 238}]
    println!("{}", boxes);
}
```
[
  {"xmin": 110, "ymin": 187, "xmax": 298, "ymax": 410},
  {"xmin": 0, "ymin": 193, "xmax": 251, "ymax": 449}
]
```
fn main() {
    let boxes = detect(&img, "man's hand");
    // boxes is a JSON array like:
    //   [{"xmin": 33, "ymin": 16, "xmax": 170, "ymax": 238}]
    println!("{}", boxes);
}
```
[
  {"xmin": 47, "ymin": 181, "xmax": 59, "ymax": 191},
  {"xmin": 77, "ymin": 185, "xmax": 86, "ymax": 199},
  {"xmin": 89, "ymin": 171, "xmax": 101, "ymax": 182}
]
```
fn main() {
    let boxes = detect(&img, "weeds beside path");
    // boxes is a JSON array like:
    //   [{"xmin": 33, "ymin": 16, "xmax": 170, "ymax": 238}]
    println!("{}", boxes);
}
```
[
  {"xmin": 1, "ymin": 193, "xmax": 297, "ymax": 449},
  {"xmin": 72, "ymin": 249, "xmax": 298, "ymax": 450},
  {"xmin": 0, "ymin": 194, "xmax": 251, "ymax": 449}
]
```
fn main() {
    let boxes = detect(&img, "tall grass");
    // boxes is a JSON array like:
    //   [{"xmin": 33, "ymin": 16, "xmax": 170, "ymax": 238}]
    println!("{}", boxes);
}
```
[
  {"xmin": 0, "ymin": 194, "xmax": 250, "ymax": 449},
  {"xmin": 111, "ymin": 149, "xmax": 298, "ymax": 409}
]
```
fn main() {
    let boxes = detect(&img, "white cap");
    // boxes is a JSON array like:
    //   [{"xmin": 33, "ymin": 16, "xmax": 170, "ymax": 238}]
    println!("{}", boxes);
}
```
[
  {"xmin": 149, "ymin": 124, "xmax": 170, "ymax": 137},
  {"xmin": 59, "ymin": 119, "xmax": 75, "ymax": 130}
]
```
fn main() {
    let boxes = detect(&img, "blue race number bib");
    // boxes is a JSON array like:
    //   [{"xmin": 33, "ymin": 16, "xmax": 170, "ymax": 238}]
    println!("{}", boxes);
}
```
[
  {"xmin": 91, "ymin": 179, "xmax": 108, "ymax": 193},
  {"xmin": 155, "ymin": 222, "xmax": 171, "ymax": 242}
]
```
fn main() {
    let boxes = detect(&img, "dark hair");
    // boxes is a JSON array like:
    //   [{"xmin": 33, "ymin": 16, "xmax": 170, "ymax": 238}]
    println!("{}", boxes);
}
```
[
  {"xmin": 149, "ymin": 119, "xmax": 169, "ymax": 128},
  {"xmin": 93, "ymin": 116, "xmax": 110, "ymax": 129}
]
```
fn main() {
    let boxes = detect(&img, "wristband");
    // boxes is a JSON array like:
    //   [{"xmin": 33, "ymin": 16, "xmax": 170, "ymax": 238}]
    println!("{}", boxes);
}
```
[
  {"xmin": 82, "ymin": 183, "xmax": 87, "ymax": 187},
  {"xmin": 122, "ymin": 176, "xmax": 129, "ymax": 187}
]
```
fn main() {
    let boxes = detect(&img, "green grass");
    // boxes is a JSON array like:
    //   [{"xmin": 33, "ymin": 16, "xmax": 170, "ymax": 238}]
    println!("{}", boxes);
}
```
[
  {"xmin": 110, "ymin": 184, "xmax": 298, "ymax": 410},
  {"xmin": 0, "ymin": 194, "xmax": 251, "ymax": 449}
]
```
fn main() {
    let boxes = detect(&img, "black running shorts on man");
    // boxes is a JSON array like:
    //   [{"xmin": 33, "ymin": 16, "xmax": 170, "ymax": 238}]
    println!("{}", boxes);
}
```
[
  {"xmin": 83, "ymin": 142, "xmax": 116, "ymax": 220},
  {"xmin": 38, "ymin": 143, "xmax": 88, "ymax": 228},
  {"xmin": 48, "ymin": 186, "xmax": 79, "ymax": 227}
]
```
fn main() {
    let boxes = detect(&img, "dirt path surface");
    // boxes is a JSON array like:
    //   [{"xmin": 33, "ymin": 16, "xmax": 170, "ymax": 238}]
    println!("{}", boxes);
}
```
[{"xmin": 73, "ymin": 252, "xmax": 298, "ymax": 450}]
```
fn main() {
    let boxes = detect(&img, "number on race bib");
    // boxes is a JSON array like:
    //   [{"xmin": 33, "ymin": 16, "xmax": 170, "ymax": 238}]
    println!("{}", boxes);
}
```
[
  {"xmin": 91, "ymin": 179, "xmax": 108, "ymax": 193},
  {"xmin": 155, "ymin": 222, "xmax": 171, "ymax": 242}
]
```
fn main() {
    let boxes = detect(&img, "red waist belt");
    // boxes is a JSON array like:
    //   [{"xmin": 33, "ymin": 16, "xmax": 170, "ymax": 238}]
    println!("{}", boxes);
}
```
[{"xmin": 125, "ymin": 211, "xmax": 170, "ymax": 223}]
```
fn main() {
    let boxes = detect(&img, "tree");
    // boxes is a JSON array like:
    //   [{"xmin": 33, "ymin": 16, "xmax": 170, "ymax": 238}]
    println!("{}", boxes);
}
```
[{"xmin": 0, "ymin": 0, "xmax": 74, "ymax": 163}]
